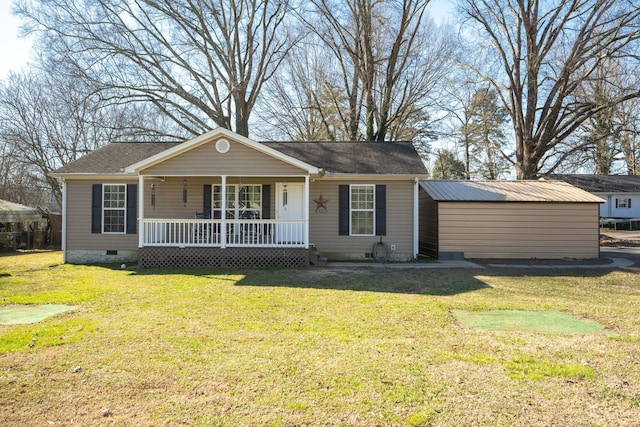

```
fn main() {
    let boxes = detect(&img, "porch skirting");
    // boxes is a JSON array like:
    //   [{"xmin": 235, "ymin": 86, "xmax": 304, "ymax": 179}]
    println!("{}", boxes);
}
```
[{"xmin": 139, "ymin": 246, "xmax": 309, "ymax": 269}]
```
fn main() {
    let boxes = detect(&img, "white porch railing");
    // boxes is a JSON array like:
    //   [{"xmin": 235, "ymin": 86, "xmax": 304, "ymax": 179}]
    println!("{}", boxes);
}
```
[{"xmin": 142, "ymin": 219, "xmax": 306, "ymax": 248}]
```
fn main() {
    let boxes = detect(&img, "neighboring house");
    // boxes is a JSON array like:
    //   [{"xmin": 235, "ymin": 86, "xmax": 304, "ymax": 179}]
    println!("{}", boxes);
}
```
[
  {"xmin": 419, "ymin": 180, "xmax": 603, "ymax": 259},
  {"xmin": 51, "ymin": 128, "xmax": 428, "ymax": 267},
  {"xmin": 553, "ymin": 174, "xmax": 640, "ymax": 219}
]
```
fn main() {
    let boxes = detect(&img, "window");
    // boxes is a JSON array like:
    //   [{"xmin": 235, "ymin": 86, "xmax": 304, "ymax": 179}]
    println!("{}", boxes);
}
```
[
  {"xmin": 339, "ymin": 184, "xmax": 385, "ymax": 236},
  {"xmin": 102, "ymin": 184, "xmax": 126, "ymax": 233},
  {"xmin": 239, "ymin": 185, "xmax": 262, "ymax": 219},
  {"xmin": 92, "ymin": 183, "xmax": 136, "ymax": 234},
  {"xmin": 351, "ymin": 185, "xmax": 375, "ymax": 235},
  {"xmin": 212, "ymin": 185, "xmax": 261, "ymax": 219},
  {"xmin": 616, "ymin": 198, "xmax": 632, "ymax": 209}
]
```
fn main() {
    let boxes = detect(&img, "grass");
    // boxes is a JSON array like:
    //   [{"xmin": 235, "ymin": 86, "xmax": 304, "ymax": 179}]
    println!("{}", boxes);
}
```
[{"xmin": 0, "ymin": 252, "xmax": 639, "ymax": 425}]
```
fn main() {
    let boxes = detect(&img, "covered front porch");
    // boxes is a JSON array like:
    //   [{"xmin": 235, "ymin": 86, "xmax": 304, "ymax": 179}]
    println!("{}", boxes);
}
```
[{"xmin": 135, "ymin": 174, "xmax": 312, "ymax": 267}]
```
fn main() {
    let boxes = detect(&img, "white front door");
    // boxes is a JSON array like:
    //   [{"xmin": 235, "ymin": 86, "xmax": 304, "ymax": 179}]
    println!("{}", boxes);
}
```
[{"xmin": 276, "ymin": 183, "xmax": 304, "ymax": 243}]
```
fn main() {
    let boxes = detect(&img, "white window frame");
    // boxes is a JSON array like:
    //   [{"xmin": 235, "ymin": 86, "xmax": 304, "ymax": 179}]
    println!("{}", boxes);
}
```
[
  {"xmin": 616, "ymin": 198, "xmax": 631, "ymax": 209},
  {"xmin": 350, "ymin": 184, "xmax": 375, "ymax": 236},
  {"xmin": 212, "ymin": 184, "xmax": 262, "ymax": 219},
  {"xmin": 102, "ymin": 184, "xmax": 127, "ymax": 234}
]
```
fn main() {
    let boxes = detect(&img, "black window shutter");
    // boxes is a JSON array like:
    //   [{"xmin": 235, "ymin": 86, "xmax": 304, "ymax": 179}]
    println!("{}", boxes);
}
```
[
  {"xmin": 262, "ymin": 185, "xmax": 271, "ymax": 219},
  {"xmin": 616, "ymin": 198, "xmax": 619, "ymax": 208},
  {"xmin": 629, "ymin": 198, "xmax": 632, "ymax": 208},
  {"xmin": 91, "ymin": 184, "xmax": 102, "ymax": 233},
  {"xmin": 126, "ymin": 184, "xmax": 137, "ymax": 234},
  {"xmin": 203, "ymin": 184, "xmax": 212, "ymax": 218},
  {"xmin": 339, "ymin": 185, "xmax": 349, "ymax": 235},
  {"xmin": 375, "ymin": 184, "xmax": 386, "ymax": 236}
]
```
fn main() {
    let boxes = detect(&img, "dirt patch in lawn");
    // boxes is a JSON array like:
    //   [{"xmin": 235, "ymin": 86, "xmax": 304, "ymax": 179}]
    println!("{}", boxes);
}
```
[
  {"xmin": 0, "ymin": 304, "xmax": 76, "ymax": 325},
  {"xmin": 452, "ymin": 309, "xmax": 613, "ymax": 335}
]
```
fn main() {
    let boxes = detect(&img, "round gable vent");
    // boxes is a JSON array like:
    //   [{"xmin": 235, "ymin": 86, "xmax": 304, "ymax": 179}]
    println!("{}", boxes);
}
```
[{"xmin": 215, "ymin": 138, "xmax": 230, "ymax": 153}]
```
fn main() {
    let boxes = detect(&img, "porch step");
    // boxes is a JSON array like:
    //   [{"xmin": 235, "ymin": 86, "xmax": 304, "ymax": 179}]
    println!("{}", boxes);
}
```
[{"xmin": 309, "ymin": 247, "xmax": 328, "ymax": 266}]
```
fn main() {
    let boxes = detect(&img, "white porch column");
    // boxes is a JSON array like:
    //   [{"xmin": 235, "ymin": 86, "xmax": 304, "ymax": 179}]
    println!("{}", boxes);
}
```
[
  {"xmin": 138, "ymin": 175, "xmax": 144, "ymax": 248},
  {"xmin": 221, "ymin": 175, "xmax": 226, "ymax": 248},
  {"xmin": 304, "ymin": 175, "xmax": 310, "ymax": 249}
]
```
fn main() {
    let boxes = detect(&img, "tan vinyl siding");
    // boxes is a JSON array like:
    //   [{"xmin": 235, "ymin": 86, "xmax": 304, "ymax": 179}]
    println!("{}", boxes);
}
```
[
  {"xmin": 309, "ymin": 179, "xmax": 414, "ymax": 260},
  {"xmin": 65, "ymin": 179, "xmax": 139, "ymax": 251},
  {"xmin": 142, "ymin": 177, "xmax": 304, "ymax": 219},
  {"xmin": 141, "ymin": 138, "xmax": 305, "ymax": 176},
  {"xmin": 437, "ymin": 202, "xmax": 600, "ymax": 259}
]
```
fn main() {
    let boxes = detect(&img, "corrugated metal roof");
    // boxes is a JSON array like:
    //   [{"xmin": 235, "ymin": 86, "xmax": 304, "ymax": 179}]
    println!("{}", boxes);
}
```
[{"xmin": 419, "ymin": 180, "xmax": 604, "ymax": 203}]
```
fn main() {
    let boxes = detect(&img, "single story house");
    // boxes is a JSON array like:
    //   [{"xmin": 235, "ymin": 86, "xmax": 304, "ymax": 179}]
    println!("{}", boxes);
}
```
[
  {"xmin": 51, "ymin": 128, "xmax": 428, "ymax": 267},
  {"xmin": 419, "ymin": 180, "xmax": 603, "ymax": 260},
  {"xmin": 553, "ymin": 174, "xmax": 640, "ymax": 220}
]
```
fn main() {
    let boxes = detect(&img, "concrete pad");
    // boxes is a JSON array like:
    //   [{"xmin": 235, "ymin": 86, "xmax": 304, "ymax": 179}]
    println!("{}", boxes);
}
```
[
  {"xmin": 487, "ymin": 258, "xmax": 633, "ymax": 269},
  {"xmin": 326, "ymin": 260, "xmax": 483, "ymax": 269}
]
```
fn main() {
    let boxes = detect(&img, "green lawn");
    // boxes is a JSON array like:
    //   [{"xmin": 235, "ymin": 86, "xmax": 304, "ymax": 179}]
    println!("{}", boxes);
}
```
[{"xmin": 0, "ymin": 252, "xmax": 639, "ymax": 426}]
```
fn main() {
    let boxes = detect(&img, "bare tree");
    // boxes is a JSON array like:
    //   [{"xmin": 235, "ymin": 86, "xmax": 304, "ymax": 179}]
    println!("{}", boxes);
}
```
[
  {"xmin": 0, "ymin": 68, "xmax": 161, "ymax": 208},
  {"xmin": 550, "ymin": 57, "xmax": 640, "ymax": 175},
  {"xmin": 260, "ymin": 0, "xmax": 454, "ymax": 141},
  {"xmin": 18, "ymin": 0, "xmax": 295, "ymax": 138},
  {"xmin": 257, "ymin": 43, "xmax": 344, "ymax": 140},
  {"xmin": 460, "ymin": 0, "xmax": 640, "ymax": 179},
  {"xmin": 617, "ymin": 98, "xmax": 640, "ymax": 175}
]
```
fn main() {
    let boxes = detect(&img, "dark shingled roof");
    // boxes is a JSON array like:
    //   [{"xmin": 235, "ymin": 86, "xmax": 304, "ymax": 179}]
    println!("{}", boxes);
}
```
[
  {"xmin": 53, "ymin": 142, "xmax": 181, "ymax": 174},
  {"xmin": 262, "ymin": 141, "xmax": 427, "ymax": 175},
  {"xmin": 552, "ymin": 174, "xmax": 640, "ymax": 193},
  {"xmin": 53, "ymin": 140, "xmax": 427, "ymax": 176}
]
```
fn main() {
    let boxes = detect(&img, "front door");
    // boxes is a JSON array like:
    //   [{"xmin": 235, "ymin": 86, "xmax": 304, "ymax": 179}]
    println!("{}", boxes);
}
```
[{"xmin": 276, "ymin": 183, "xmax": 304, "ymax": 243}]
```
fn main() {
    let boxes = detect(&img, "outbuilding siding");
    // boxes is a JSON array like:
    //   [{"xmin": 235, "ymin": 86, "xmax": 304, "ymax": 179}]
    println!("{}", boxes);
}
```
[{"xmin": 436, "ymin": 202, "xmax": 600, "ymax": 259}]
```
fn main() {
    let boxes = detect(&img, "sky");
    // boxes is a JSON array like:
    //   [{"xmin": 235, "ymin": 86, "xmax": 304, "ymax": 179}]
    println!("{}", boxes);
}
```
[
  {"xmin": 0, "ymin": 0, "xmax": 454, "ymax": 80},
  {"xmin": 0, "ymin": 0, "xmax": 33, "ymax": 79}
]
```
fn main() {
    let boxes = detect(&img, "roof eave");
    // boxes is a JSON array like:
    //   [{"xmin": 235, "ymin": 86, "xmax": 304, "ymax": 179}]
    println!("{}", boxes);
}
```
[
  {"xmin": 50, "ymin": 172, "xmax": 137, "ymax": 180},
  {"xmin": 320, "ymin": 172, "xmax": 428, "ymax": 180}
]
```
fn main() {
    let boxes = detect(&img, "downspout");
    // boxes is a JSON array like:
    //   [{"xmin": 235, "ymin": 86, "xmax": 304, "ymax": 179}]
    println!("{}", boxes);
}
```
[
  {"xmin": 413, "ymin": 178, "xmax": 419, "ymax": 260},
  {"xmin": 61, "ymin": 179, "xmax": 67, "ymax": 264}
]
